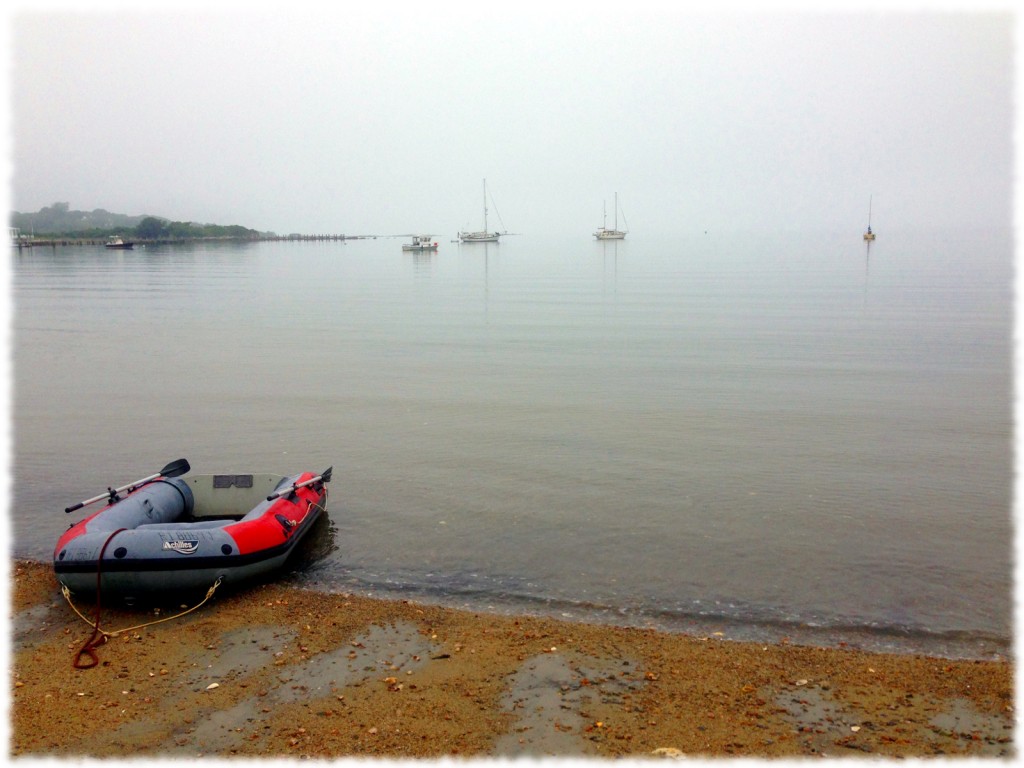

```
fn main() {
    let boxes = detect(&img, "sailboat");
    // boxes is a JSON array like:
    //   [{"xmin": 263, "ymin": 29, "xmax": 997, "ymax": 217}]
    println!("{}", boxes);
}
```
[
  {"xmin": 459, "ymin": 179, "xmax": 503, "ymax": 243},
  {"xmin": 594, "ymin": 193, "xmax": 627, "ymax": 240},
  {"xmin": 863, "ymin": 196, "xmax": 876, "ymax": 241}
]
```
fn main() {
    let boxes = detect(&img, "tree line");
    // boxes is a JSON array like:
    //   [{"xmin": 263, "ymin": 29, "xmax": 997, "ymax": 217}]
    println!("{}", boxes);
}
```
[
  {"xmin": 10, "ymin": 202, "xmax": 270, "ymax": 240},
  {"xmin": 134, "ymin": 217, "xmax": 264, "ymax": 240}
]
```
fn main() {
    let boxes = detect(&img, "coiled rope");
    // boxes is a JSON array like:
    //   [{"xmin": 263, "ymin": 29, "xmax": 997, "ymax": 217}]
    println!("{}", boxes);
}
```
[
  {"xmin": 63, "ymin": 482, "xmax": 326, "ymax": 669},
  {"xmin": 62, "ymin": 577, "xmax": 223, "ymax": 668},
  {"xmin": 62, "ymin": 525, "xmax": 223, "ymax": 669}
]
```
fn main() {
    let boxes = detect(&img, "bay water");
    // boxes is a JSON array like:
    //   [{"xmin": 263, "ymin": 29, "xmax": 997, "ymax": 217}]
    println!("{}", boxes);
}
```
[{"xmin": 11, "ymin": 229, "xmax": 1013, "ymax": 659}]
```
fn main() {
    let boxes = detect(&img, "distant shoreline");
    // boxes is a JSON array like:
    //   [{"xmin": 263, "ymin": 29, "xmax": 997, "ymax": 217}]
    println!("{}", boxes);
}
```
[{"xmin": 12, "ymin": 234, "xmax": 367, "ymax": 247}]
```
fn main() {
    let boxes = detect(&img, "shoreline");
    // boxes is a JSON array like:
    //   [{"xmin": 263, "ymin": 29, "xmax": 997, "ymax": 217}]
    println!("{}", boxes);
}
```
[
  {"xmin": 10, "ymin": 559, "xmax": 1014, "ymax": 758},
  {"xmin": 292, "ymin": 582, "xmax": 1012, "ymax": 664}
]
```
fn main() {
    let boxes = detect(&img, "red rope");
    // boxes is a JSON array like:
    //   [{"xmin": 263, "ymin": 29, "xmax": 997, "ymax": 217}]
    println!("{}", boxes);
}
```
[
  {"xmin": 70, "ymin": 480, "xmax": 329, "ymax": 669},
  {"xmin": 72, "ymin": 527, "xmax": 126, "ymax": 670}
]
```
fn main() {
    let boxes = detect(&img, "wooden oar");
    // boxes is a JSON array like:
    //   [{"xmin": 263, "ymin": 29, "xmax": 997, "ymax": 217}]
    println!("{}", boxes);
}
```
[
  {"xmin": 64, "ymin": 458, "xmax": 191, "ymax": 514},
  {"xmin": 266, "ymin": 466, "xmax": 332, "ymax": 501}
]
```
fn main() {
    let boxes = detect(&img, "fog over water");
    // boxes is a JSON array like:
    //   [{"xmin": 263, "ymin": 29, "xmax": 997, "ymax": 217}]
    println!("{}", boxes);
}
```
[{"xmin": 7, "ymin": 8, "xmax": 1015, "ymax": 237}]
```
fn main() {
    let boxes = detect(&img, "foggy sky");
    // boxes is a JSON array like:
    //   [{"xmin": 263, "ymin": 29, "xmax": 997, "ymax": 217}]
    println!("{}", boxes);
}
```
[{"xmin": 7, "ymin": 7, "xmax": 1015, "ymax": 238}]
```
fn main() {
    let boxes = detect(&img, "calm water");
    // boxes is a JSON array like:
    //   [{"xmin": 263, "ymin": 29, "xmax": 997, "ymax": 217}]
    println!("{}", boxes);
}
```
[{"xmin": 11, "ymin": 230, "xmax": 1013, "ymax": 659}]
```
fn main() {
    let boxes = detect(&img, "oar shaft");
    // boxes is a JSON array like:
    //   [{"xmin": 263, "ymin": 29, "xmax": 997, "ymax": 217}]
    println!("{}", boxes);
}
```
[
  {"xmin": 64, "ymin": 459, "xmax": 189, "ymax": 514},
  {"xmin": 64, "ymin": 471, "xmax": 161, "ymax": 513},
  {"xmin": 266, "ymin": 473, "xmax": 327, "ymax": 501}
]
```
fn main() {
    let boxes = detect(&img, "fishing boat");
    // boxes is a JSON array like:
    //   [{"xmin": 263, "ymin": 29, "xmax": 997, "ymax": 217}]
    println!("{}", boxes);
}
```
[
  {"xmin": 458, "ymin": 179, "xmax": 504, "ymax": 243},
  {"xmin": 54, "ymin": 459, "xmax": 331, "ymax": 600},
  {"xmin": 863, "ymin": 197, "xmax": 876, "ymax": 241},
  {"xmin": 402, "ymin": 235, "xmax": 438, "ymax": 251},
  {"xmin": 105, "ymin": 236, "xmax": 135, "ymax": 249},
  {"xmin": 594, "ymin": 193, "xmax": 627, "ymax": 240},
  {"xmin": 10, "ymin": 227, "xmax": 33, "ymax": 248}
]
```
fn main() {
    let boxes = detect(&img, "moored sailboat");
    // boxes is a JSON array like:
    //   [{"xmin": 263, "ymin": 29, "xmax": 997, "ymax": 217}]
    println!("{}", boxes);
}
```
[
  {"xmin": 594, "ymin": 193, "xmax": 627, "ymax": 240},
  {"xmin": 863, "ymin": 196, "xmax": 876, "ymax": 241},
  {"xmin": 459, "ymin": 179, "xmax": 505, "ymax": 243}
]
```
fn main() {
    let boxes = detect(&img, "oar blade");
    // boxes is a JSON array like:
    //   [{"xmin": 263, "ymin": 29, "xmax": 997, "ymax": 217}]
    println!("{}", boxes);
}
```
[
  {"xmin": 65, "ymin": 458, "xmax": 190, "ymax": 514},
  {"xmin": 160, "ymin": 458, "xmax": 190, "ymax": 478}
]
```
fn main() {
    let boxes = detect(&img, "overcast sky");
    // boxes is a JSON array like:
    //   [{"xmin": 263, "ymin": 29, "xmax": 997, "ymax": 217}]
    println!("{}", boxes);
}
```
[{"xmin": 6, "ymin": 5, "xmax": 1016, "ymax": 237}]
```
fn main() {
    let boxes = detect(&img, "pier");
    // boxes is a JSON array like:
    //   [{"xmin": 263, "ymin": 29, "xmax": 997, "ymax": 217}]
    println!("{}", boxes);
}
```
[
  {"xmin": 276, "ymin": 234, "xmax": 354, "ymax": 241},
  {"xmin": 11, "ymin": 233, "xmax": 369, "ymax": 248}
]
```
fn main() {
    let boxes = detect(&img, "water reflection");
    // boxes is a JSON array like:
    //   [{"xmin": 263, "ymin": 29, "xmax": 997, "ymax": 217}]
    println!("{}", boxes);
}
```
[
  {"xmin": 459, "ymin": 239, "xmax": 497, "ymax": 320},
  {"xmin": 598, "ymin": 237, "xmax": 620, "ymax": 296},
  {"xmin": 13, "ymin": 240, "xmax": 262, "ymax": 271},
  {"xmin": 863, "ymin": 238, "xmax": 872, "ymax": 306},
  {"xmin": 140, "ymin": 239, "xmax": 262, "ymax": 254},
  {"xmin": 408, "ymin": 249, "xmax": 435, "ymax": 277}
]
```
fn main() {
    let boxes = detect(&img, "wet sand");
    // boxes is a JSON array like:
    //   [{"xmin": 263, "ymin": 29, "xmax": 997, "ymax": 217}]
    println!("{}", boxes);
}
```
[{"xmin": 10, "ymin": 560, "xmax": 1014, "ymax": 758}]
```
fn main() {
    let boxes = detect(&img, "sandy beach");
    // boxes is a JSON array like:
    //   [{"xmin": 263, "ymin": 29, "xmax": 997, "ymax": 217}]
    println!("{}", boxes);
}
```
[{"xmin": 9, "ymin": 559, "xmax": 1013, "ymax": 758}]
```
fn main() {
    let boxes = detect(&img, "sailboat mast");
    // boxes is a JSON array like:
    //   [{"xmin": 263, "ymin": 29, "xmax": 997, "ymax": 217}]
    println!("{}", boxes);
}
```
[
  {"xmin": 483, "ymin": 178, "xmax": 488, "ymax": 232},
  {"xmin": 614, "ymin": 192, "xmax": 618, "ymax": 231}
]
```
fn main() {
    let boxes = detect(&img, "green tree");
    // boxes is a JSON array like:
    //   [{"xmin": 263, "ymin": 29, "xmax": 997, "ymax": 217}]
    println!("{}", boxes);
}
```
[{"xmin": 135, "ymin": 217, "xmax": 166, "ymax": 239}]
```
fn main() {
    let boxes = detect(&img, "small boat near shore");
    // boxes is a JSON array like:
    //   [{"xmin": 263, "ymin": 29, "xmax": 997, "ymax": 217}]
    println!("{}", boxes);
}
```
[
  {"xmin": 54, "ymin": 459, "xmax": 331, "ymax": 601},
  {"xmin": 105, "ymin": 236, "xmax": 135, "ymax": 249},
  {"xmin": 402, "ymin": 235, "xmax": 438, "ymax": 251}
]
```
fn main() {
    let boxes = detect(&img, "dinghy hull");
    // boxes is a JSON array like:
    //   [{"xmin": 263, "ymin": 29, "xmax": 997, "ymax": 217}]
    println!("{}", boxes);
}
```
[{"xmin": 55, "ymin": 470, "xmax": 329, "ymax": 600}]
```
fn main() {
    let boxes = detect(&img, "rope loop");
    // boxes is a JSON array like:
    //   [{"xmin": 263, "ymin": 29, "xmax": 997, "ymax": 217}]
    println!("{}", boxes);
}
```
[{"xmin": 63, "ymin": 576, "xmax": 223, "ymax": 669}]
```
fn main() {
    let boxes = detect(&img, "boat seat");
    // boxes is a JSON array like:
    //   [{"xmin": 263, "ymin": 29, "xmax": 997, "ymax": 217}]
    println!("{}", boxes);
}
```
[
  {"xmin": 233, "ymin": 475, "xmax": 302, "ymax": 523},
  {"xmin": 135, "ymin": 520, "xmax": 232, "ymax": 531}
]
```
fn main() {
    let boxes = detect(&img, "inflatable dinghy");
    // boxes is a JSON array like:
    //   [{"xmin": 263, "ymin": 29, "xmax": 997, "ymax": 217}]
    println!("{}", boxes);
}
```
[{"xmin": 54, "ymin": 459, "xmax": 331, "ymax": 600}]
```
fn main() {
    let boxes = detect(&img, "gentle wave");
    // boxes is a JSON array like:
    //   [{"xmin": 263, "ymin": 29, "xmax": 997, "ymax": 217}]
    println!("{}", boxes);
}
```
[{"xmin": 295, "ymin": 560, "xmax": 1011, "ymax": 661}]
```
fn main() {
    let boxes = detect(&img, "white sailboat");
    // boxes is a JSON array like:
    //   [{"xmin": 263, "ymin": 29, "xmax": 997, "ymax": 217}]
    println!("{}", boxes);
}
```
[
  {"xmin": 459, "ymin": 179, "xmax": 503, "ymax": 243},
  {"xmin": 863, "ymin": 196, "xmax": 876, "ymax": 241},
  {"xmin": 594, "ymin": 193, "xmax": 627, "ymax": 240}
]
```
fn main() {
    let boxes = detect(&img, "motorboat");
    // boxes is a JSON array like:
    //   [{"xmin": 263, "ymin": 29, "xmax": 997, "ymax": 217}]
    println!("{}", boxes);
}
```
[
  {"xmin": 105, "ymin": 236, "xmax": 135, "ymax": 249},
  {"xmin": 402, "ymin": 235, "xmax": 438, "ymax": 251}
]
